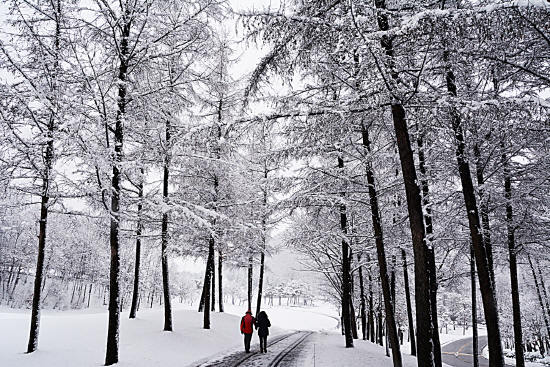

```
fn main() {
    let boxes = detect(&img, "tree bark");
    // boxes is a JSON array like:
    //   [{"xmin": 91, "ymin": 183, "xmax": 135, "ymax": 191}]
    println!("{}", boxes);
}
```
[
  {"xmin": 362, "ymin": 124, "xmax": 402, "ymax": 366},
  {"xmin": 27, "ymin": 181, "xmax": 50, "ymax": 353},
  {"xmin": 248, "ymin": 256, "xmax": 253, "ymax": 311},
  {"xmin": 339, "ymin": 156, "xmax": 354, "ymax": 348},
  {"xmin": 446, "ymin": 60, "xmax": 504, "ymax": 367},
  {"xmin": 528, "ymin": 255, "xmax": 550, "ymax": 341},
  {"xmin": 218, "ymin": 249, "xmax": 224, "ymax": 312},
  {"xmin": 471, "ymin": 243, "xmax": 479, "ymax": 367},
  {"xmin": 161, "ymin": 117, "xmax": 172, "ymax": 332},
  {"xmin": 211, "ymin": 254, "xmax": 216, "ymax": 312},
  {"xmin": 418, "ymin": 133, "xmax": 442, "ymax": 367},
  {"xmin": 198, "ymin": 269, "xmax": 206, "ymax": 312},
  {"xmin": 402, "ymin": 249, "xmax": 416, "ymax": 356},
  {"xmin": 372, "ymin": 0, "xmax": 435, "ymax": 362},
  {"xmin": 358, "ymin": 254, "xmax": 367, "ymax": 340},
  {"xmin": 129, "ymin": 169, "xmax": 144, "ymax": 319},
  {"xmin": 368, "ymin": 256, "xmax": 375, "ymax": 343},
  {"xmin": 203, "ymin": 236, "xmax": 215, "ymax": 329},
  {"xmin": 27, "ymin": 0, "xmax": 60, "ymax": 353},
  {"xmin": 105, "ymin": 8, "xmax": 130, "ymax": 365},
  {"xmin": 503, "ymin": 143, "xmax": 524, "ymax": 367},
  {"xmin": 256, "ymin": 251, "xmax": 265, "ymax": 316},
  {"xmin": 473, "ymin": 142, "xmax": 495, "ymax": 286},
  {"xmin": 256, "ymin": 167, "xmax": 268, "ymax": 316},
  {"xmin": 536, "ymin": 259, "xmax": 550, "ymax": 339},
  {"xmin": 391, "ymin": 103, "xmax": 434, "ymax": 367}
]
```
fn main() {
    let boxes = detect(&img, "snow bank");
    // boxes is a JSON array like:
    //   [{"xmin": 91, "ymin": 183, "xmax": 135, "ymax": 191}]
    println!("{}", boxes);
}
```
[{"xmin": 0, "ymin": 301, "xmax": 496, "ymax": 367}]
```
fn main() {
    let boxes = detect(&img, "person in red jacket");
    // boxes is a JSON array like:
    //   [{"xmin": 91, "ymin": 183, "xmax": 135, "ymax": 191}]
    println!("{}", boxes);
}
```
[{"xmin": 240, "ymin": 310, "xmax": 256, "ymax": 353}]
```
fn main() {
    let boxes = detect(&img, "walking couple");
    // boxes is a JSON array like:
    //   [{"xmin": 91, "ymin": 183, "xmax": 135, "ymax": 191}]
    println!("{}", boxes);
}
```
[{"xmin": 240, "ymin": 310, "xmax": 271, "ymax": 353}]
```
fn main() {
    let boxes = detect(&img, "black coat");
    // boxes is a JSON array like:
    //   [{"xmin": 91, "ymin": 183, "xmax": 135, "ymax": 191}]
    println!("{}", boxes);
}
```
[{"xmin": 256, "ymin": 315, "xmax": 271, "ymax": 337}]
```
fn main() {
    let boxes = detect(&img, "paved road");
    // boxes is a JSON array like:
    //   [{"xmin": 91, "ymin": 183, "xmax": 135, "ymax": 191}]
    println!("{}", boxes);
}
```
[
  {"xmin": 188, "ymin": 331, "xmax": 314, "ymax": 367},
  {"xmin": 441, "ymin": 336, "xmax": 488, "ymax": 367},
  {"xmin": 441, "ymin": 336, "xmax": 512, "ymax": 367}
]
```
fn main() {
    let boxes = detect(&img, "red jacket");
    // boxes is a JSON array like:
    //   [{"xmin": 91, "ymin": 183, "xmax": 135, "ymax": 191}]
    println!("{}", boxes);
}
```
[{"xmin": 240, "ymin": 313, "xmax": 256, "ymax": 334}]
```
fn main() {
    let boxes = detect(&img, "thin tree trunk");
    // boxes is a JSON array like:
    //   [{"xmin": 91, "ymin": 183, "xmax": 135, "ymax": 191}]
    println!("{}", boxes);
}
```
[
  {"xmin": 198, "ymin": 275, "xmax": 206, "ymax": 312},
  {"xmin": 428, "ymin": 248, "xmax": 442, "ymax": 367},
  {"xmin": 349, "ymin": 248, "xmax": 358, "ymax": 340},
  {"xmin": 418, "ymin": 133, "xmax": 442, "ymax": 367},
  {"xmin": 503, "ymin": 142, "xmax": 524, "ymax": 367},
  {"xmin": 218, "ymin": 249, "xmax": 224, "ymax": 312},
  {"xmin": 339, "ymin": 156, "xmax": 354, "ymax": 348},
  {"xmin": 362, "ymin": 124, "xmax": 401, "ymax": 365},
  {"xmin": 129, "ymin": 169, "xmax": 144, "ymax": 319},
  {"xmin": 368, "ymin": 258, "xmax": 375, "ymax": 343},
  {"xmin": 161, "ymin": 120, "xmax": 172, "ymax": 332},
  {"xmin": 256, "ymin": 251, "xmax": 265, "ymax": 316},
  {"xmin": 473, "ymin": 142, "xmax": 495, "ymax": 286},
  {"xmin": 391, "ymin": 95, "xmax": 434, "ymax": 366},
  {"xmin": 256, "ymin": 166, "xmax": 268, "ymax": 317},
  {"xmin": 350, "ymin": 290, "xmax": 358, "ymax": 340},
  {"xmin": 211, "ymin": 254, "xmax": 216, "ymax": 312},
  {"xmin": 27, "ymin": 0, "xmax": 60, "ymax": 354},
  {"xmin": 446, "ymin": 57, "xmax": 504, "ymax": 367},
  {"xmin": 105, "ymin": 24, "xmax": 128, "ymax": 367},
  {"xmin": 358, "ymin": 254, "xmax": 367, "ymax": 341},
  {"xmin": 372, "ymin": 0, "xmax": 435, "ymax": 359},
  {"xmin": 27, "ymin": 187, "xmax": 50, "ymax": 353},
  {"xmin": 471, "ymin": 243, "xmax": 479, "ymax": 367},
  {"xmin": 536, "ymin": 259, "xmax": 550, "ymax": 337},
  {"xmin": 248, "ymin": 256, "xmax": 253, "ymax": 311},
  {"xmin": 528, "ymin": 255, "xmax": 550, "ymax": 341},
  {"xmin": 402, "ymin": 249, "xmax": 416, "ymax": 356},
  {"xmin": 203, "ymin": 236, "xmax": 215, "ymax": 329}
]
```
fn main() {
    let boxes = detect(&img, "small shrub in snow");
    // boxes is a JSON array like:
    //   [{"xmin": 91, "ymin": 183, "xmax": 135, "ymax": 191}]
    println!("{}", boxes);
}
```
[
  {"xmin": 503, "ymin": 349, "xmax": 515, "ymax": 358},
  {"xmin": 524, "ymin": 351, "xmax": 542, "ymax": 362}
]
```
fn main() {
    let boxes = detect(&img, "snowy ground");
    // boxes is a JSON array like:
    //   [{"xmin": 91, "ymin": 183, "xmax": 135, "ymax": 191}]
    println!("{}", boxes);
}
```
[{"xmin": 0, "ymin": 300, "xmax": 512, "ymax": 367}]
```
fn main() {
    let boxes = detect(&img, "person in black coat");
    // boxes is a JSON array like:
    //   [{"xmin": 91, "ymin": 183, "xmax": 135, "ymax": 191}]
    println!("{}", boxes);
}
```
[{"xmin": 255, "ymin": 311, "xmax": 271, "ymax": 353}]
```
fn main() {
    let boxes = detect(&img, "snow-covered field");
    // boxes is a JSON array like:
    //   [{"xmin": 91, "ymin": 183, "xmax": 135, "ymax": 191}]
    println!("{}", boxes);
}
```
[{"xmin": 0, "ymin": 300, "xmax": 496, "ymax": 367}]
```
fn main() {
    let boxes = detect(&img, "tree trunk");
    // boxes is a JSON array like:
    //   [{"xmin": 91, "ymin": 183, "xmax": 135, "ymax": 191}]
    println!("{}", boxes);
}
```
[
  {"xmin": 536, "ymin": 259, "xmax": 550, "ymax": 339},
  {"xmin": 473, "ymin": 142, "xmax": 495, "ymax": 286},
  {"xmin": 218, "ymin": 249, "xmax": 224, "ymax": 312},
  {"xmin": 130, "ymin": 169, "xmax": 144, "ymax": 319},
  {"xmin": 105, "ymin": 10, "xmax": 130, "ymax": 365},
  {"xmin": 503, "ymin": 143, "xmax": 524, "ymax": 367},
  {"xmin": 27, "ymin": 186, "xmax": 50, "ymax": 353},
  {"xmin": 418, "ymin": 133, "xmax": 442, "ymax": 367},
  {"xmin": 372, "ymin": 0, "xmax": 435, "ymax": 360},
  {"xmin": 528, "ymin": 255, "xmax": 550, "ymax": 341},
  {"xmin": 256, "ymin": 165, "xmax": 269, "ymax": 317},
  {"xmin": 161, "ymin": 119, "xmax": 172, "ymax": 332},
  {"xmin": 350, "ymin": 290, "xmax": 358, "ymax": 340},
  {"xmin": 368, "ymin": 259, "xmax": 375, "ymax": 343},
  {"xmin": 211, "ymin": 254, "xmax": 216, "ymax": 312},
  {"xmin": 27, "ymin": 0, "xmax": 60, "ymax": 354},
  {"xmin": 256, "ymin": 251, "xmax": 265, "ymax": 316},
  {"xmin": 248, "ymin": 256, "xmax": 253, "ymax": 311},
  {"xmin": 198, "ymin": 273, "xmax": 206, "ymax": 312},
  {"xmin": 339, "ymin": 156, "xmax": 354, "ymax": 348},
  {"xmin": 402, "ymin": 249, "xmax": 416, "ymax": 356},
  {"xmin": 203, "ymin": 236, "xmax": 215, "ymax": 329},
  {"xmin": 358, "ymin": 255, "xmax": 367, "ymax": 341},
  {"xmin": 362, "ymin": 124, "xmax": 401, "ymax": 365},
  {"xmin": 446, "ymin": 60, "xmax": 504, "ymax": 367},
  {"xmin": 428, "ymin": 248, "xmax": 442, "ymax": 367},
  {"xmin": 471, "ymin": 243, "xmax": 479, "ymax": 367}
]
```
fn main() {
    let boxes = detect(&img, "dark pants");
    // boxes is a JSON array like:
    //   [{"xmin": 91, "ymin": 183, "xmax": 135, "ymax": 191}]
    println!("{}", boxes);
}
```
[
  {"xmin": 259, "ymin": 335, "xmax": 268, "ymax": 352},
  {"xmin": 244, "ymin": 333, "xmax": 252, "ymax": 352}
]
